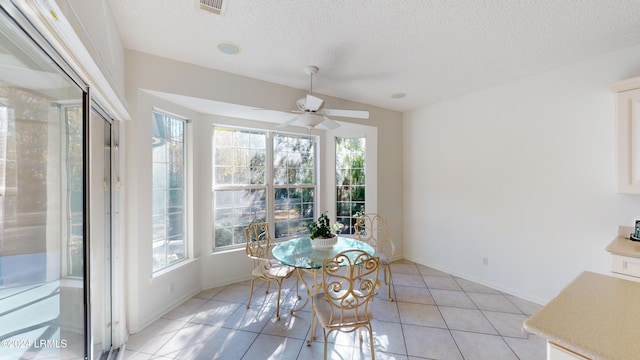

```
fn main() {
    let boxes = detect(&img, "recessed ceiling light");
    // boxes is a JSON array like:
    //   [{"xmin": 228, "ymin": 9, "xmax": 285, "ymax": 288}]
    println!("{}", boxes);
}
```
[
  {"xmin": 391, "ymin": 92, "xmax": 407, "ymax": 99},
  {"xmin": 217, "ymin": 41, "xmax": 241, "ymax": 55}
]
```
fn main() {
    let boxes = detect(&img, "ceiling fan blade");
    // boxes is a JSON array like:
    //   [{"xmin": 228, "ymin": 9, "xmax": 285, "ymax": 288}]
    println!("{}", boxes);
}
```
[
  {"xmin": 320, "ymin": 116, "xmax": 340, "ymax": 130},
  {"xmin": 276, "ymin": 115, "xmax": 300, "ymax": 127},
  {"xmin": 321, "ymin": 108, "xmax": 369, "ymax": 119},
  {"xmin": 305, "ymin": 94, "xmax": 324, "ymax": 111}
]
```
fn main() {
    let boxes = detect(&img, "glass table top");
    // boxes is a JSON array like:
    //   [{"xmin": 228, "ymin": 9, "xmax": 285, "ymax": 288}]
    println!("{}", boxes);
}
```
[{"xmin": 272, "ymin": 236, "xmax": 375, "ymax": 269}]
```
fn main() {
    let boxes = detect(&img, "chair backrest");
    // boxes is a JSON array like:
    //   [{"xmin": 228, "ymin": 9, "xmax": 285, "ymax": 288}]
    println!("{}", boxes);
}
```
[
  {"xmin": 320, "ymin": 249, "xmax": 380, "ymax": 324},
  {"xmin": 245, "ymin": 219, "xmax": 271, "ymax": 260},
  {"xmin": 354, "ymin": 213, "xmax": 392, "ymax": 253}
]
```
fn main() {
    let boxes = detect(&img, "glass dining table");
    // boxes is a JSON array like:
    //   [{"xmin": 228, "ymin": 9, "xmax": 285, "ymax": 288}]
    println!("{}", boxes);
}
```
[
  {"xmin": 272, "ymin": 236, "xmax": 375, "ymax": 344},
  {"xmin": 272, "ymin": 236, "xmax": 375, "ymax": 269}
]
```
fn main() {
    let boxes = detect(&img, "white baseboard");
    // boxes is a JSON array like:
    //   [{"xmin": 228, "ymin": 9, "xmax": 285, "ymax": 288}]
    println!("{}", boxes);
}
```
[
  {"xmin": 128, "ymin": 287, "xmax": 201, "ymax": 334},
  {"xmin": 402, "ymin": 255, "xmax": 546, "ymax": 306}
]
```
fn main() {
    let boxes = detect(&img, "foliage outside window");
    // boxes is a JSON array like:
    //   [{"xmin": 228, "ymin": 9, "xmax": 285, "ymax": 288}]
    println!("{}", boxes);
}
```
[
  {"xmin": 273, "ymin": 133, "xmax": 315, "ymax": 238},
  {"xmin": 212, "ymin": 128, "xmax": 316, "ymax": 249},
  {"xmin": 152, "ymin": 112, "xmax": 187, "ymax": 272},
  {"xmin": 212, "ymin": 127, "xmax": 267, "ymax": 248},
  {"xmin": 336, "ymin": 137, "xmax": 365, "ymax": 234}
]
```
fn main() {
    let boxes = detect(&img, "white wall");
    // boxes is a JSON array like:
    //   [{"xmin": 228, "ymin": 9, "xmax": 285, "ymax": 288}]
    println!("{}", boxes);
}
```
[
  {"xmin": 125, "ymin": 91, "xmax": 203, "ymax": 333},
  {"xmin": 124, "ymin": 50, "xmax": 403, "ymax": 331},
  {"xmin": 403, "ymin": 44, "xmax": 640, "ymax": 304},
  {"xmin": 58, "ymin": 0, "xmax": 127, "ymax": 110}
]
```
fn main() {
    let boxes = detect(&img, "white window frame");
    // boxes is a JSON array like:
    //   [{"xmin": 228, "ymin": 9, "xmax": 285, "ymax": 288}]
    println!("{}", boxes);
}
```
[
  {"xmin": 151, "ymin": 110, "xmax": 189, "ymax": 273},
  {"xmin": 211, "ymin": 126, "xmax": 318, "ymax": 250},
  {"xmin": 335, "ymin": 136, "xmax": 366, "ymax": 234},
  {"xmin": 212, "ymin": 125, "xmax": 269, "ymax": 249},
  {"xmin": 325, "ymin": 124, "xmax": 378, "ymax": 223}
]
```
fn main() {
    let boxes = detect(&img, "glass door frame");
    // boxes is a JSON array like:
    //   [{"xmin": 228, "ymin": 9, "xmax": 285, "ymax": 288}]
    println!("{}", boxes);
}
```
[{"xmin": 0, "ymin": 2, "xmax": 123, "ymax": 359}]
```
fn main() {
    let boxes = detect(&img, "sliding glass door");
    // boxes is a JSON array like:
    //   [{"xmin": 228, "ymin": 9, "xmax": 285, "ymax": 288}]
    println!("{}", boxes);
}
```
[
  {"xmin": 89, "ymin": 106, "xmax": 114, "ymax": 359},
  {"xmin": 0, "ymin": 4, "xmax": 115, "ymax": 359}
]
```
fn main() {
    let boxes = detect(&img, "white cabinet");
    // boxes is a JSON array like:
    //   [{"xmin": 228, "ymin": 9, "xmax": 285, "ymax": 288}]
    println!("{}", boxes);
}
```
[
  {"xmin": 548, "ymin": 343, "xmax": 589, "ymax": 360},
  {"xmin": 611, "ymin": 254, "xmax": 640, "ymax": 281},
  {"xmin": 606, "ymin": 235, "xmax": 640, "ymax": 282},
  {"xmin": 608, "ymin": 76, "xmax": 640, "ymax": 194}
]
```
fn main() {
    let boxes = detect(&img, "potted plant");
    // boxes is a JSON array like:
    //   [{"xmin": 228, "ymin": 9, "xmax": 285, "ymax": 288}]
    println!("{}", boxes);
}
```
[{"xmin": 308, "ymin": 212, "xmax": 341, "ymax": 249}]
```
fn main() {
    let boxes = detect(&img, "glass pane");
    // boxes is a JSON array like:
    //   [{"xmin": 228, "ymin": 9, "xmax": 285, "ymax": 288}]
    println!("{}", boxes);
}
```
[
  {"xmin": 273, "ymin": 133, "xmax": 314, "ymax": 185},
  {"xmin": 152, "ymin": 214, "xmax": 166, "ymax": 241},
  {"xmin": 167, "ymin": 213, "xmax": 183, "ymax": 237},
  {"xmin": 234, "ymin": 148, "xmax": 247, "ymax": 167},
  {"xmin": 213, "ymin": 127, "xmax": 267, "ymax": 248},
  {"xmin": 215, "ymin": 166, "xmax": 232, "ymax": 184},
  {"xmin": 336, "ymin": 137, "xmax": 365, "ymax": 235},
  {"xmin": 215, "ymin": 147, "xmax": 233, "ymax": 166},
  {"xmin": 167, "ymin": 235, "xmax": 184, "ymax": 265},
  {"xmin": 214, "ymin": 190, "xmax": 233, "ymax": 208},
  {"xmin": 152, "ymin": 190, "xmax": 166, "ymax": 215},
  {"xmin": 152, "ymin": 163, "xmax": 167, "ymax": 189},
  {"xmin": 213, "ymin": 127, "xmax": 266, "ymax": 187},
  {"xmin": 152, "ymin": 241, "xmax": 167, "ymax": 270},
  {"xmin": 273, "ymin": 168, "xmax": 287, "ymax": 185},
  {"xmin": 271, "ymin": 134, "xmax": 316, "ymax": 239},
  {"xmin": 169, "ymin": 165, "xmax": 184, "ymax": 189},
  {"xmin": 274, "ymin": 186, "xmax": 314, "ymax": 239},
  {"xmin": 0, "ymin": 15, "xmax": 86, "ymax": 359},
  {"xmin": 168, "ymin": 190, "xmax": 183, "ymax": 208},
  {"xmin": 234, "ymin": 167, "xmax": 249, "ymax": 184},
  {"xmin": 152, "ymin": 113, "xmax": 186, "ymax": 272},
  {"xmin": 152, "ymin": 141, "xmax": 166, "ymax": 163},
  {"xmin": 233, "ymin": 226, "xmax": 245, "ymax": 246},
  {"xmin": 212, "ymin": 188, "xmax": 266, "ymax": 249}
]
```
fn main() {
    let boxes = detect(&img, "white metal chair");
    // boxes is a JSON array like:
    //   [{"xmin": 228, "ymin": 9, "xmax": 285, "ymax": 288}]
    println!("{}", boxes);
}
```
[
  {"xmin": 245, "ymin": 219, "xmax": 295, "ymax": 320},
  {"xmin": 310, "ymin": 249, "xmax": 380, "ymax": 360},
  {"xmin": 354, "ymin": 213, "xmax": 396, "ymax": 301}
]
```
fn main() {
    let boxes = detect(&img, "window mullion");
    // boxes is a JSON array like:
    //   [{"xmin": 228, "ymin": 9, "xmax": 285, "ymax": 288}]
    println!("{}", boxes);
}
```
[{"xmin": 266, "ymin": 130, "xmax": 274, "ymax": 239}]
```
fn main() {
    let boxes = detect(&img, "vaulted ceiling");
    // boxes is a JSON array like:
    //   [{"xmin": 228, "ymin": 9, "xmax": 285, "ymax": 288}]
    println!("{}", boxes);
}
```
[{"xmin": 109, "ymin": 0, "xmax": 640, "ymax": 113}]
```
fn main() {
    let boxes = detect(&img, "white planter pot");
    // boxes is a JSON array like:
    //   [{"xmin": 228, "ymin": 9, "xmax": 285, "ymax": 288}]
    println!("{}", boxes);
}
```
[{"xmin": 311, "ymin": 235, "xmax": 338, "ymax": 250}]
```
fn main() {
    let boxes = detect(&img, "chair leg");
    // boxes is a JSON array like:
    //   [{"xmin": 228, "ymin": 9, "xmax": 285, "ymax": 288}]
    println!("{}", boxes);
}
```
[
  {"xmin": 265, "ymin": 280, "xmax": 271, "ymax": 294},
  {"xmin": 247, "ymin": 277, "xmax": 256, "ymax": 309},
  {"xmin": 322, "ymin": 327, "xmax": 329, "ymax": 360},
  {"xmin": 384, "ymin": 265, "xmax": 394, "ymax": 302},
  {"xmin": 307, "ymin": 305, "xmax": 317, "ymax": 346},
  {"xmin": 274, "ymin": 279, "xmax": 283, "ymax": 321},
  {"xmin": 367, "ymin": 324, "xmax": 376, "ymax": 360}
]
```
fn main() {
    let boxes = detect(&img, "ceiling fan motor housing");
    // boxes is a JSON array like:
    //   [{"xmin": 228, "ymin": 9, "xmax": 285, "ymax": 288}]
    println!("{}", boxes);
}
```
[{"xmin": 304, "ymin": 65, "xmax": 319, "ymax": 76}]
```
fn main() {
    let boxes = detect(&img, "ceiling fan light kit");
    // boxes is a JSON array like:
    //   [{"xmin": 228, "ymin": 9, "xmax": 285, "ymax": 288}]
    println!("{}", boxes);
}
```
[{"xmin": 298, "ymin": 113, "xmax": 326, "ymax": 129}]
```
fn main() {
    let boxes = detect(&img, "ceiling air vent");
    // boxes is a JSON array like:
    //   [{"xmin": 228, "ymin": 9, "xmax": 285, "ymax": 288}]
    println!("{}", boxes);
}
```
[{"xmin": 200, "ymin": 0, "xmax": 224, "ymax": 15}]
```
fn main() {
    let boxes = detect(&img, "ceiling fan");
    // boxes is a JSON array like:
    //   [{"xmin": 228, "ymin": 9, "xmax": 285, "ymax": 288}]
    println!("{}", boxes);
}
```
[{"xmin": 279, "ymin": 65, "xmax": 369, "ymax": 129}]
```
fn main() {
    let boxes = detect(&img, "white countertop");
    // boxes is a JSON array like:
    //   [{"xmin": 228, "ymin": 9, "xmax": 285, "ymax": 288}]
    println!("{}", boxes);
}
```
[
  {"xmin": 606, "ymin": 236, "xmax": 640, "ymax": 258},
  {"xmin": 524, "ymin": 271, "xmax": 640, "ymax": 360}
]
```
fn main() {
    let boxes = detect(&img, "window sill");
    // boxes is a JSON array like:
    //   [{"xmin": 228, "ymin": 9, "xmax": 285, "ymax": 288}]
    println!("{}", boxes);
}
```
[
  {"xmin": 210, "ymin": 238, "xmax": 291, "ymax": 256},
  {"xmin": 151, "ymin": 258, "xmax": 198, "ymax": 280},
  {"xmin": 210, "ymin": 246, "xmax": 245, "ymax": 256}
]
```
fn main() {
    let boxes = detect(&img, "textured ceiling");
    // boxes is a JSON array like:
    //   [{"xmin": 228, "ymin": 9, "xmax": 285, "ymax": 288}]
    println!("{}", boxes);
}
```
[{"xmin": 109, "ymin": 0, "xmax": 640, "ymax": 113}]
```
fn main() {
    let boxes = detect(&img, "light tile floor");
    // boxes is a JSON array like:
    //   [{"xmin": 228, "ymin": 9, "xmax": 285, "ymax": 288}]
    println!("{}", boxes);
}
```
[{"xmin": 123, "ymin": 260, "xmax": 547, "ymax": 359}]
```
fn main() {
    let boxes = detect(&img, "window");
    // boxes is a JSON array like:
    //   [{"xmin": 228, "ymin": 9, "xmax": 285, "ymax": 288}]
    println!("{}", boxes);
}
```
[
  {"xmin": 336, "ymin": 137, "xmax": 366, "ymax": 234},
  {"xmin": 152, "ymin": 112, "xmax": 187, "ymax": 272},
  {"xmin": 273, "ymin": 133, "xmax": 315, "ymax": 238},
  {"xmin": 212, "ymin": 128, "xmax": 316, "ymax": 250},
  {"xmin": 212, "ymin": 127, "xmax": 267, "ymax": 248}
]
